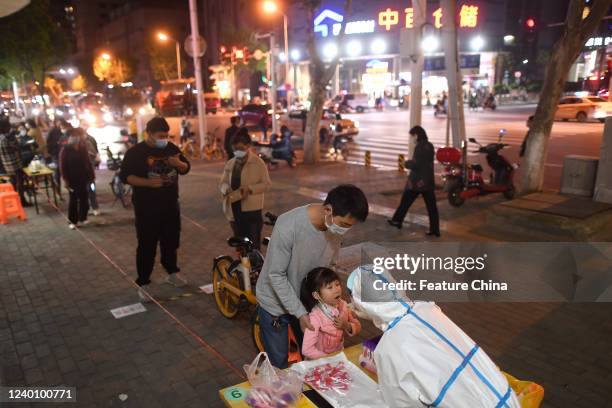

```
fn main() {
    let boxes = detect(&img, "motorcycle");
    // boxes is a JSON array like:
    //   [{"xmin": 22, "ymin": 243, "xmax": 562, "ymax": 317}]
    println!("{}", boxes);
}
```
[
  {"xmin": 483, "ymin": 96, "xmax": 497, "ymax": 111},
  {"xmin": 437, "ymin": 129, "xmax": 518, "ymax": 207},
  {"xmin": 433, "ymin": 100, "xmax": 447, "ymax": 117}
]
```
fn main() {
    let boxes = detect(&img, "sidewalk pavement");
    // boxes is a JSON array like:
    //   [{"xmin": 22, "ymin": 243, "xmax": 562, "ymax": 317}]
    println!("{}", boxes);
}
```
[{"xmin": 1, "ymin": 159, "xmax": 611, "ymax": 407}]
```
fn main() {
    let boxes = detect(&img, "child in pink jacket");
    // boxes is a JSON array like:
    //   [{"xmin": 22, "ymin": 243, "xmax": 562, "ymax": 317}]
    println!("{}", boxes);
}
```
[{"xmin": 300, "ymin": 267, "xmax": 361, "ymax": 359}]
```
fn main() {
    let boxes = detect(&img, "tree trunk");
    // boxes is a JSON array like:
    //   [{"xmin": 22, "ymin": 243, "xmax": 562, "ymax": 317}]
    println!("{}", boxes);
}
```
[
  {"xmin": 303, "ymin": 86, "xmax": 326, "ymax": 163},
  {"xmin": 520, "ymin": 0, "xmax": 611, "ymax": 194},
  {"xmin": 302, "ymin": 0, "xmax": 352, "ymax": 165}
]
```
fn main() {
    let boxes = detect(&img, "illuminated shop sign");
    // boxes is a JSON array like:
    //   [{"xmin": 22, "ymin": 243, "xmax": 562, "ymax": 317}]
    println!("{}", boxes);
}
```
[
  {"xmin": 585, "ymin": 36, "xmax": 612, "ymax": 47},
  {"xmin": 314, "ymin": 4, "xmax": 479, "ymax": 37}
]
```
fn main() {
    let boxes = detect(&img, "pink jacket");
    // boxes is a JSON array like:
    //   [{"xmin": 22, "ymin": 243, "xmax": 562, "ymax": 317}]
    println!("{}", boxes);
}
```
[{"xmin": 302, "ymin": 299, "xmax": 361, "ymax": 360}]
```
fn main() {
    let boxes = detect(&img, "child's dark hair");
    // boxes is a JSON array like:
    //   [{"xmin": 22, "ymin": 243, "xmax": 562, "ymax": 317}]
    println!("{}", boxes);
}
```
[{"xmin": 300, "ymin": 267, "xmax": 341, "ymax": 312}]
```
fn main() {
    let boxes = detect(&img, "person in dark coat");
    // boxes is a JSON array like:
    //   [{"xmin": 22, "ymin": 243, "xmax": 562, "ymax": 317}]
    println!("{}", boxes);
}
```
[
  {"xmin": 224, "ymin": 116, "xmax": 241, "ymax": 160},
  {"xmin": 60, "ymin": 127, "xmax": 95, "ymax": 229},
  {"xmin": 271, "ymin": 125, "xmax": 295, "ymax": 167},
  {"xmin": 387, "ymin": 125, "xmax": 440, "ymax": 237}
]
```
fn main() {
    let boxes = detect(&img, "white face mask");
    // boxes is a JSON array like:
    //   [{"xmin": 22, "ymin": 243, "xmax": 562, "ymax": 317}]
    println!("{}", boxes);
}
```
[
  {"xmin": 325, "ymin": 212, "xmax": 350, "ymax": 235},
  {"xmin": 234, "ymin": 150, "xmax": 247, "ymax": 159}
]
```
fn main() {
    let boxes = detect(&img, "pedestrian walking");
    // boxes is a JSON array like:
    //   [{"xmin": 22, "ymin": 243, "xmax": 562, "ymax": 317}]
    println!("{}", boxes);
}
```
[
  {"xmin": 84, "ymin": 132, "xmax": 101, "ymax": 216},
  {"xmin": 387, "ymin": 126, "xmax": 440, "ymax": 237},
  {"xmin": 60, "ymin": 127, "xmax": 95, "ymax": 229},
  {"xmin": 520, "ymin": 115, "xmax": 535, "ymax": 158},
  {"xmin": 256, "ymin": 184, "xmax": 369, "ymax": 368},
  {"xmin": 0, "ymin": 119, "xmax": 30, "ymax": 206},
  {"xmin": 219, "ymin": 128, "xmax": 271, "ymax": 249},
  {"xmin": 224, "ymin": 116, "xmax": 240, "ymax": 160},
  {"xmin": 180, "ymin": 116, "xmax": 192, "ymax": 146},
  {"xmin": 119, "ymin": 117, "xmax": 190, "ymax": 302}
]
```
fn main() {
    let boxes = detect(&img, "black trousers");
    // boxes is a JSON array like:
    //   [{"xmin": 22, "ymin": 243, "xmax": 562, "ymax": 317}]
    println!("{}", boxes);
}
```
[
  {"xmin": 230, "ymin": 208, "xmax": 263, "ymax": 250},
  {"xmin": 392, "ymin": 188, "xmax": 440, "ymax": 234},
  {"xmin": 135, "ymin": 205, "xmax": 181, "ymax": 286},
  {"xmin": 68, "ymin": 182, "xmax": 89, "ymax": 224}
]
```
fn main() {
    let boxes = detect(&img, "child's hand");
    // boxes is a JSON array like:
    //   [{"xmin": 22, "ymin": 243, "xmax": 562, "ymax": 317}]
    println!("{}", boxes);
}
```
[{"xmin": 333, "ymin": 316, "xmax": 351, "ymax": 332}]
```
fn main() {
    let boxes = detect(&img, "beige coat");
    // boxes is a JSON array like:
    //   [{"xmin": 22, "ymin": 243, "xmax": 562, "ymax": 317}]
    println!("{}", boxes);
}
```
[{"xmin": 219, "ymin": 152, "xmax": 271, "ymax": 221}]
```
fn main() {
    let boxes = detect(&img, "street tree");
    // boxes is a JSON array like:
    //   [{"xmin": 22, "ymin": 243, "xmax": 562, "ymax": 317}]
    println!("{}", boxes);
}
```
[
  {"xmin": 0, "ymin": 0, "xmax": 68, "ymax": 114},
  {"xmin": 521, "ymin": 0, "xmax": 612, "ymax": 194},
  {"xmin": 93, "ymin": 55, "xmax": 133, "ymax": 86},
  {"xmin": 301, "ymin": 0, "xmax": 352, "ymax": 164}
]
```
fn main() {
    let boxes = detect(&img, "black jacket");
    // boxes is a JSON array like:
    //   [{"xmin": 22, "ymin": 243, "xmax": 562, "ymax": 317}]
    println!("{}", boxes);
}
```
[
  {"xmin": 224, "ymin": 125, "xmax": 239, "ymax": 159},
  {"xmin": 405, "ymin": 138, "xmax": 435, "ymax": 192}
]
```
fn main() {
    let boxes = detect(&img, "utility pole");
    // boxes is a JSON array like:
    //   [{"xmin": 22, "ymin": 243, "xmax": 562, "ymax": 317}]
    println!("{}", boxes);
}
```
[
  {"xmin": 441, "ymin": 0, "xmax": 466, "ymax": 148},
  {"xmin": 188, "ymin": 0, "xmax": 207, "ymax": 149},
  {"xmin": 409, "ymin": 0, "xmax": 426, "ymax": 156}
]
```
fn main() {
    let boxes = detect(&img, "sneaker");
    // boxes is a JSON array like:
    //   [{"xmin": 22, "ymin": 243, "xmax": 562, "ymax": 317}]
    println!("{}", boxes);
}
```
[
  {"xmin": 92, "ymin": 210, "xmax": 101, "ymax": 216},
  {"xmin": 68, "ymin": 223, "xmax": 76, "ymax": 230},
  {"xmin": 80, "ymin": 219, "xmax": 91, "ymax": 226},
  {"xmin": 165, "ymin": 273, "xmax": 187, "ymax": 288},
  {"xmin": 138, "ymin": 285, "xmax": 152, "ymax": 303}
]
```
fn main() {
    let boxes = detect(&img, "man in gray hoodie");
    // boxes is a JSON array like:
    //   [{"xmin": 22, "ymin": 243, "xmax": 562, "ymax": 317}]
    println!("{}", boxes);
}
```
[{"xmin": 256, "ymin": 184, "xmax": 369, "ymax": 368}]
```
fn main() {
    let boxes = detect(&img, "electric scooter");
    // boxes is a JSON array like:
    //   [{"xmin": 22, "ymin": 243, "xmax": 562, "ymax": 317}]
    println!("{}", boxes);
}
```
[{"xmin": 437, "ymin": 129, "xmax": 518, "ymax": 207}]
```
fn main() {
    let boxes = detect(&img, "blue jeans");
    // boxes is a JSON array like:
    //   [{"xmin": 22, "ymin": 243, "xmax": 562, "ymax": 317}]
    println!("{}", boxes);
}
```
[{"xmin": 258, "ymin": 306, "xmax": 303, "ymax": 369}]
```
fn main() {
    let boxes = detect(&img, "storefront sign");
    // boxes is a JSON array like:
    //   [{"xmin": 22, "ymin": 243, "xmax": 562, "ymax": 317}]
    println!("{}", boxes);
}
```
[
  {"xmin": 424, "ymin": 54, "xmax": 481, "ymax": 72},
  {"xmin": 366, "ymin": 59, "xmax": 389, "ymax": 73},
  {"xmin": 315, "ymin": 4, "xmax": 479, "ymax": 37},
  {"xmin": 585, "ymin": 36, "xmax": 612, "ymax": 48}
]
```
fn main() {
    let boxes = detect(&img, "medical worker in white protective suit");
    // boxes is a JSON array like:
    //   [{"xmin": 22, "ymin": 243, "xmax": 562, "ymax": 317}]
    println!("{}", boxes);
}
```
[{"xmin": 346, "ymin": 265, "xmax": 521, "ymax": 408}]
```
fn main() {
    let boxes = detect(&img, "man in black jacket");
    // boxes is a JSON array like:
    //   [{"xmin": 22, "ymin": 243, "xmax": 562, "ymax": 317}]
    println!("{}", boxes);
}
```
[
  {"xmin": 120, "ymin": 117, "xmax": 191, "ymax": 302},
  {"xmin": 387, "ymin": 126, "xmax": 440, "ymax": 237},
  {"xmin": 224, "ymin": 116, "xmax": 240, "ymax": 160}
]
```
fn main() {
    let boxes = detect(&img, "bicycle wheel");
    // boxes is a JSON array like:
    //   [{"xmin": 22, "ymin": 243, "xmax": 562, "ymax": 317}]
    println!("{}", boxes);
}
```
[
  {"xmin": 212, "ymin": 256, "xmax": 240, "ymax": 318},
  {"xmin": 251, "ymin": 308, "xmax": 265, "ymax": 352}
]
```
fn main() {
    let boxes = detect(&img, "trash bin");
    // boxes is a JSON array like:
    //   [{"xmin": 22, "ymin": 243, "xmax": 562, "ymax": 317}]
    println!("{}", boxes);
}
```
[{"xmin": 560, "ymin": 155, "xmax": 599, "ymax": 196}]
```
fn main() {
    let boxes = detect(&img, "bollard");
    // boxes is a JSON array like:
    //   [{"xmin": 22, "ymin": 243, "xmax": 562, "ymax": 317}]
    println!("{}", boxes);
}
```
[
  {"xmin": 398, "ymin": 154, "xmax": 405, "ymax": 172},
  {"xmin": 365, "ymin": 150, "xmax": 371, "ymax": 167}
]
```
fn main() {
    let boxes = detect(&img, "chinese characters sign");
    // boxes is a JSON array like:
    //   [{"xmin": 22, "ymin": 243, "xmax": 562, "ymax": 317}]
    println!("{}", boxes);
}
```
[{"xmin": 315, "ymin": 4, "xmax": 480, "ymax": 37}]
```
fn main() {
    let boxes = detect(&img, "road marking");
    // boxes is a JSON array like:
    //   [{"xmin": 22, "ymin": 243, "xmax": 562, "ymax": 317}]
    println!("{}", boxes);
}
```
[{"xmin": 110, "ymin": 303, "xmax": 146, "ymax": 319}]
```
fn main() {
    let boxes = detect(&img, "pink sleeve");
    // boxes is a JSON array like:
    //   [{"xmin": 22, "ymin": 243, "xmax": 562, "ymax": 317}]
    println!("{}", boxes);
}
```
[{"xmin": 301, "ymin": 310, "xmax": 326, "ymax": 359}]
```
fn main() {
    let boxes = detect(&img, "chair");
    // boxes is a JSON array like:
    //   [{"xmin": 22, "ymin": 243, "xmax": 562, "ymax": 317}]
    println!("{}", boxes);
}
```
[
  {"xmin": 0, "ymin": 191, "xmax": 27, "ymax": 224},
  {"xmin": 0, "ymin": 183, "xmax": 15, "ymax": 193}
]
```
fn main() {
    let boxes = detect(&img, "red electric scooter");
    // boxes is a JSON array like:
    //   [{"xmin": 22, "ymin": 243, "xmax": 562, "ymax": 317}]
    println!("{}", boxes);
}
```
[{"xmin": 437, "ymin": 129, "xmax": 518, "ymax": 207}]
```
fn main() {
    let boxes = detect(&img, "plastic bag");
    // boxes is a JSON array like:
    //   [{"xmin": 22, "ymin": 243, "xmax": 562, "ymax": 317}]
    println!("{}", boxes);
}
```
[
  {"xmin": 502, "ymin": 372, "xmax": 544, "ymax": 408},
  {"xmin": 290, "ymin": 353, "xmax": 387, "ymax": 408},
  {"xmin": 243, "ymin": 352, "xmax": 303, "ymax": 408}
]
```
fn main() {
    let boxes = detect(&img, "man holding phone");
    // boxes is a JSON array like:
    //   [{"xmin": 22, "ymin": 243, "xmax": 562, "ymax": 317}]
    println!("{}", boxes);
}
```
[{"xmin": 120, "ymin": 117, "xmax": 190, "ymax": 302}]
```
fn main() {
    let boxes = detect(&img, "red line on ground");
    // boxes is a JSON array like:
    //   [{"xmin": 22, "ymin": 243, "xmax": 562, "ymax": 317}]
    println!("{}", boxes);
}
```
[{"xmin": 46, "ymin": 200, "xmax": 245, "ymax": 380}]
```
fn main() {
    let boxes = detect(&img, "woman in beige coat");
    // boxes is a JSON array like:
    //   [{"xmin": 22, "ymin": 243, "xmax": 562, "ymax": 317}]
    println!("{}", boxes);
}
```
[{"xmin": 219, "ymin": 128, "xmax": 271, "ymax": 249}]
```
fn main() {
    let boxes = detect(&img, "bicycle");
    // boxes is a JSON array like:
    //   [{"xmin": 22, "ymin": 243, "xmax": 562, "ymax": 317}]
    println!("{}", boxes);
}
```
[
  {"xmin": 212, "ymin": 212, "xmax": 302, "ymax": 362},
  {"xmin": 105, "ymin": 147, "xmax": 132, "ymax": 208},
  {"xmin": 180, "ymin": 127, "xmax": 224, "ymax": 161}
]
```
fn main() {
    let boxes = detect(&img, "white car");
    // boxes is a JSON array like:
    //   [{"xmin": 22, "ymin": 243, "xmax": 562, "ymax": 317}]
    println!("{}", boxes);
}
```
[{"xmin": 554, "ymin": 96, "xmax": 612, "ymax": 123}]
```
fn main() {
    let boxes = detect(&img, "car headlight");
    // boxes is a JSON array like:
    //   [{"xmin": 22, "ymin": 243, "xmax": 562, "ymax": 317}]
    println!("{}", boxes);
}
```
[
  {"xmin": 125, "ymin": 107, "xmax": 134, "ymax": 116},
  {"xmin": 275, "ymin": 114, "xmax": 280, "ymax": 120},
  {"xmin": 138, "ymin": 107, "xmax": 146, "ymax": 115},
  {"xmin": 103, "ymin": 112, "xmax": 113, "ymax": 123}
]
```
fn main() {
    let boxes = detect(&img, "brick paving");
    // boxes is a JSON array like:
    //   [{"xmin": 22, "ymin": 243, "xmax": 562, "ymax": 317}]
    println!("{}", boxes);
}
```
[{"xmin": 1, "ymin": 159, "xmax": 611, "ymax": 407}]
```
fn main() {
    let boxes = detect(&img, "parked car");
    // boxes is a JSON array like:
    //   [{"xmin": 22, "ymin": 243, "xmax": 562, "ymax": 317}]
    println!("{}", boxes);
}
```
[
  {"xmin": 238, "ymin": 103, "xmax": 273, "ymax": 130},
  {"xmin": 554, "ymin": 96, "xmax": 612, "ymax": 123},
  {"xmin": 282, "ymin": 109, "xmax": 359, "ymax": 138},
  {"xmin": 156, "ymin": 79, "xmax": 197, "ymax": 117},
  {"xmin": 334, "ymin": 93, "xmax": 374, "ymax": 113}
]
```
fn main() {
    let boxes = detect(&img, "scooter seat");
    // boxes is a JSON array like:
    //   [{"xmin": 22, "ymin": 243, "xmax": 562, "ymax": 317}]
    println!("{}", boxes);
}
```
[{"xmin": 227, "ymin": 236, "xmax": 254, "ymax": 249}]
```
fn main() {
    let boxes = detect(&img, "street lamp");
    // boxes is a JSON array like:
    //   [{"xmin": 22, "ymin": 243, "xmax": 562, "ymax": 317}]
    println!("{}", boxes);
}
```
[
  {"xmin": 422, "ymin": 36, "xmax": 439, "ymax": 53},
  {"xmin": 157, "ymin": 31, "xmax": 182, "ymax": 80},
  {"xmin": 470, "ymin": 36, "xmax": 485, "ymax": 52},
  {"xmin": 371, "ymin": 39, "xmax": 387, "ymax": 54},
  {"xmin": 262, "ymin": 0, "xmax": 290, "ymax": 105}
]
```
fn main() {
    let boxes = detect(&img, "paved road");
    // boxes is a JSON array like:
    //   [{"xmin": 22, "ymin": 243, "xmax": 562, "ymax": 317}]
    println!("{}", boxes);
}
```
[{"xmin": 344, "ymin": 105, "xmax": 604, "ymax": 190}]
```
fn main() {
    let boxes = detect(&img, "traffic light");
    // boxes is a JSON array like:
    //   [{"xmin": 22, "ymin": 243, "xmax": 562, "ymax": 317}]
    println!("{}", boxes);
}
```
[{"xmin": 525, "ymin": 17, "xmax": 536, "ymax": 30}]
